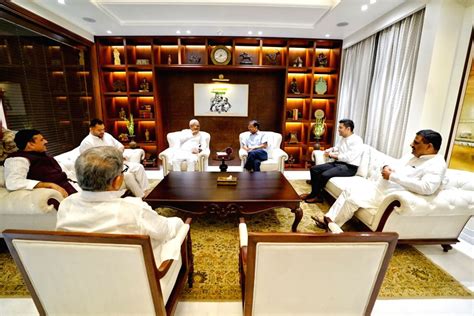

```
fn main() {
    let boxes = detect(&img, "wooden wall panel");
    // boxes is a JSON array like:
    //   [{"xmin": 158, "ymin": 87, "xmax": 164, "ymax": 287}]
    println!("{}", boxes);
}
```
[{"xmin": 156, "ymin": 69, "xmax": 285, "ymax": 159}]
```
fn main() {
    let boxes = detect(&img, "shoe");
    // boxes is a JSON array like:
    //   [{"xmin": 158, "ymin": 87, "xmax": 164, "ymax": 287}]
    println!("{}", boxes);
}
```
[
  {"xmin": 299, "ymin": 193, "xmax": 312, "ymax": 200},
  {"xmin": 305, "ymin": 196, "xmax": 324, "ymax": 203},
  {"xmin": 311, "ymin": 216, "xmax": 328, "ymax": 231},
  {"xmin": 306, "ymin": 180, "xmax": 312, "ymax": 185}
]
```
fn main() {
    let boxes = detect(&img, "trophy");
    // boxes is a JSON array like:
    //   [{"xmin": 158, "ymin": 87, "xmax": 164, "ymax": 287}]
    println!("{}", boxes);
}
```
[{"xmin": 312, "ymin": 109, "xmax": 326, "ymax": 150}]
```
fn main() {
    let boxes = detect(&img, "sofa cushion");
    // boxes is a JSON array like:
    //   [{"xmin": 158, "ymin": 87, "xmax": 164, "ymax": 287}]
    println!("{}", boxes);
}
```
[
  {"xmin": 354, "ymin": 207, "xmax": 378, "ymax": 227},
  {"xmin": 355, "ymin": 145, "xmax": 371, "ymax": 178},
  {"xmin": 325, "ymin": 176, "xmax": 369, "ymax": 198}
]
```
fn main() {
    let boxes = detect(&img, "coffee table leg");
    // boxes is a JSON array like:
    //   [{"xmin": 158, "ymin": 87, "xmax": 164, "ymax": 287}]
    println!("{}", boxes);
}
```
[{"xmin": 291, "ymin": 207, "xmax": 303, "ymax": 232}]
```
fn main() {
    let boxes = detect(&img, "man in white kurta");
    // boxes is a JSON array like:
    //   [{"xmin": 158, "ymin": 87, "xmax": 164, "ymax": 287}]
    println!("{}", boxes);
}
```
[
  {"xmin": 171, "ymin": 119, "xmax": 208, "ymax": 172},
  {"xmin": 318, "ymin": 130, "xmax": 447, "ymax": 228},
  {"xmin": 79, "ymin": 119, "xmax": 148, "ymax": 197},
  {"xmin": 56, "ymin": 147, "xmax": 183, "ymax": 266}
]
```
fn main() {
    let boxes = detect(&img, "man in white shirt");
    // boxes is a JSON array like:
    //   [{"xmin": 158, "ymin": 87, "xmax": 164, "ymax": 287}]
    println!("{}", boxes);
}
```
[
  {"xmin": 171, "ymin": 119, "xmax": 208, "ymax": 172},
  {"xmin": 80, "ymin": 119, "xmax": 148, "ymax": 197},
  {"xmin": 241, "ymin": 120, "xmax": 268, "ymax": 172},
  {"xmin": 56, "ymin": 146, "xmax": 184, "ymax": 266},
  {"xmin": 314, "ymin": 129, "xmax": 447, "ymax": 229},
  {"xmin": 301, "ymin": 119, "xmax": 364, "ymax": 203}
]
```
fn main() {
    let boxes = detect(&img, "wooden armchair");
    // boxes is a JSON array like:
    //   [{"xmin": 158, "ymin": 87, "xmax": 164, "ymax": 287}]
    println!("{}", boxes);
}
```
[
  {"xmin": 3, "ymin": 218, "xmax": 193, "ymax": 316},
  {"xmin": 238, "ymin": 219, "xmax": 397, "ymax": 316}
]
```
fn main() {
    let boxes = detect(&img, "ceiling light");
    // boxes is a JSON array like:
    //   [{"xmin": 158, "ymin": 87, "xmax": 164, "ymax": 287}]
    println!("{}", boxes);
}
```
[
  {"xmin": 248, "ymin": 31, "xmax": 253, "ymax": 35},
  {"xmin": 258, "ymin": 31, "xmax": 263, "ymax": 35},
  {"xmin": 325, "ymin": 34, "xmax": 330, "ymax": 38},
  {"xmin": 186, "ymin": 30, "xmax": 191, "ymax": 34},
  {"xmin": 106, "ymin": 30, "xmax": 112, "ymax": 34},
  {"xmin": 82, "ymin": 17, "xmax": 96, "ymax": 23},
  {"xmin": 361, "ymin": 4, "xmax": 368, "ymax": 11},
  {"xmin": 176, "ymin": 30, "xmax": 181, "ymax": 34},
  {"xmin": 58, "ymin": 0, "xmax": 65, "ymax": 4},
  {"xmin": 370, "ymin": 0, "xmax": 376, "ymax": 4}
]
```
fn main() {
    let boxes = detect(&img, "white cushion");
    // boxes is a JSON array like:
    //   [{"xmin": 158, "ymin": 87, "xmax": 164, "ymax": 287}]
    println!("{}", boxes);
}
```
[
  {"xmin": 355, "ymin": 145, "xmax": 371, "ymax": 178},
  {"xmin": 0, "ymin": 187, "xmax": 62, "ymax": 215}
]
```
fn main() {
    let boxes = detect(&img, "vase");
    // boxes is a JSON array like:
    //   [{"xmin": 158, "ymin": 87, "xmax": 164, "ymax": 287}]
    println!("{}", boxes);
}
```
[
  {"xmin": 313, "ymin": 138, "xmax": 321, "ymax": 150},
  {"xmin": 128, "ymin": 135, "xmax": 138, "ymax": 149}
]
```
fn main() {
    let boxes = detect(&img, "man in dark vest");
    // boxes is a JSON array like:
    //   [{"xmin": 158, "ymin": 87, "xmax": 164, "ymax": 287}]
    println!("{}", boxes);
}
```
[{"xmin": 4, "ymin": 129, "xmax": 77, "ymax": 197}]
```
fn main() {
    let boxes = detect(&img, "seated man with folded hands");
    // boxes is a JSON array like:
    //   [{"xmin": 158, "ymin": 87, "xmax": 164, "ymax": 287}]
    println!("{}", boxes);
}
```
[{"xmin": 56, "ymin": 146, "xmax": 184, "ymax": 265}]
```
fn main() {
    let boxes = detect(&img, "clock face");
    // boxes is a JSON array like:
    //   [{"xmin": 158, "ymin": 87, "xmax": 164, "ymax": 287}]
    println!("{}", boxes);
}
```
[{"xmin": 211, "ymin": 46, "xmax": 231, "ymax": 65}]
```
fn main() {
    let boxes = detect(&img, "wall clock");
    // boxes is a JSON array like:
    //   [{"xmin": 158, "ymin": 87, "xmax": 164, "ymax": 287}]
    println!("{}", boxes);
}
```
[{"xmin": 210, "ymin": 45, "xmax": 231, "ymax": 65}]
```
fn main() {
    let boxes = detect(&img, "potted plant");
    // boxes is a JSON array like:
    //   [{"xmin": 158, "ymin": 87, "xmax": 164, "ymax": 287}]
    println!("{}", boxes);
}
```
[{"xmin": 125, "ymin": 114, "xmax": 137, "ymax": 148}]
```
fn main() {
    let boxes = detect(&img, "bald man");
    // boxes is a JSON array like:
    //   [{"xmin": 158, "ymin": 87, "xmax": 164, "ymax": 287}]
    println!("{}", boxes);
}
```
[{"xmin": 171, "ymin": 119, "xmax": 208, "ymax": 172}]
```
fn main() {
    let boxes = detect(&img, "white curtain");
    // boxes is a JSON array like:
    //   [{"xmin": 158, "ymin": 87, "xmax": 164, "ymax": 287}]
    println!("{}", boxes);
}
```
[
  {"xmin": 365, "ymin": 10, "xmax": 425, "ymax": 157},
  {"xmin": 337, "ymin": 35, "xmax": 376, "ymax": 140}
]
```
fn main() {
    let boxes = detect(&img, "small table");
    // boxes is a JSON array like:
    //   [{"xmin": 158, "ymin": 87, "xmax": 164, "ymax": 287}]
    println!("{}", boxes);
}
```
[
  {"xmin": 145, "ymin": 172, "xmax": 303, "ymax": 232},
  {"xmin": 215, "ymin": 153, "xmax": 234, "ymax": 172}
]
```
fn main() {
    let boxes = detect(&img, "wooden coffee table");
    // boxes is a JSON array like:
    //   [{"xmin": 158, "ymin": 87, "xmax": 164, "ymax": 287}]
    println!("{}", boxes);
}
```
[{"xmin": 145, "ymin": 172, "xmax": 303, "ymax": 232}]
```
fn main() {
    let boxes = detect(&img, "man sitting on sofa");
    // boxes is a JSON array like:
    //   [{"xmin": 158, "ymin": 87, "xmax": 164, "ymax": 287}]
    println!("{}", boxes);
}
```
[
  {"xmin": 170, "ymin": 119, "xmax": 208, "ymax": 172},
  {"xmin": 4, "ymin": 129, "xmax": 77, "ymax": 198},
  {"xmin": 80, "ymin": 118, "xmax": 148, "ymax": 197},
  {"xmin": 242, "ymin": 120, "xmax": 268, "ymax": 172},
  {"xmin": 56, "ymin": 146, "xmax": 184, "ymax": 266},
  {"xmin": 313, "ymin": 129, "xmax": 447, "ymax": 229},
  {"xmin": 300, "ymin": 119, "xmax": 364, "ymax": 203}
]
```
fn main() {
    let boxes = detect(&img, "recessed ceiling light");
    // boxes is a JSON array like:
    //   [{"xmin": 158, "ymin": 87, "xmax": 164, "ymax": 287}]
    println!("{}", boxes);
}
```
[
  {"xmin": 82, "ymin": 17, "xmax": 96, "ymax": 23},
  {"xmin": 337, "ymin": 22, "xmax": 349, "ymax": 27},
  {"xmin": 106, "ymin": 30, "xmax": 112, "ymax": 34},
  {"xmin": 176, "ymin": 30, "xmax": 181, "ymax": 34},
  {"xmin": 370, "ymin": 0, "xmax": 377, "ymax": 4},
  {"xmin": 361, "ymin": 4, "xmax": 368, "ymax": 11},
  {"xmin": 248, "ymin": 31, "xmax": 253, "ymax": 35},
  {"xmin": 186, "ymin": 30, "xmax": 191, "ymax": 34},
  {"xmin": 58, "ymin": 0, "xmax": 65, "ymax": 4},
  {"xmin": 258, "ymin": 31, "xmax": 263, "ymax": 35},
  {"xmin": 325, "ymin": 34, "xmax": 330, "ymax": 38}
]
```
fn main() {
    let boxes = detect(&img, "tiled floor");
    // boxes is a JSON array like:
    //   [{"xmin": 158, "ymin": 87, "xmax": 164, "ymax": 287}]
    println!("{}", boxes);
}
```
[{"xmin": 1, "ymin": 169, "xmax": 473, "ymax": 315}]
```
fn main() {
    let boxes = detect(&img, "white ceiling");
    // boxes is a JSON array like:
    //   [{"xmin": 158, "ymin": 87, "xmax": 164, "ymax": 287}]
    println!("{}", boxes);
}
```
[{"xmin": 12, "ymin": 0, "xmax": 412, "ymax": 41}]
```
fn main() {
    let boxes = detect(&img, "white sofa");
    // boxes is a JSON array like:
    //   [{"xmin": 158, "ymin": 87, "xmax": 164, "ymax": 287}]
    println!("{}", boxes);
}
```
[
  {"xmin": 158, "ymin": 131, "xmax": 211, "ymax": 176},
  {"xmin": 312, "ymin": 145, "xmax": 474, "ymax": 250},
  {"xmin": 239, "ymin": 131, "xmax": 288, "ymax": 172},
  {"xmin": 0, "ymin": 147, "xmax": 145, "ymax": 236}
]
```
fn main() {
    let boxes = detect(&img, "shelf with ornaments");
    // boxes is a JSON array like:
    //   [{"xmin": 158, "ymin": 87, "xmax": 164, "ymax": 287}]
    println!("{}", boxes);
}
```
[
  {"xmin": 234, "ymin": 38, "xmax": 260, "ymax": 66},
  {"xmin": 180, "ymin": 38, "xmax": 207, "ymax": 65},
  {"xmin": 261, "ymin": 38, "xmax": 287, "ymax": 67}
]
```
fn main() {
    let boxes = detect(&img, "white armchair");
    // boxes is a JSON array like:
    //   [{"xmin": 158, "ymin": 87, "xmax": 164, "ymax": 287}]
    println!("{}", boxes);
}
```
[
  {"xmin": 238, "ymin": 219, "xmax": 398, "ymax": 316},
  {"xmin": 239, "ymin": 131, "xmax": 288, "ymax": 172},
  {"xmin": 159, "ymin": 131, "xmax": 211, "ymax": 176},
  {"xmin": 3, "ymin": 218, "xmax": 193, "ymax": 316}
]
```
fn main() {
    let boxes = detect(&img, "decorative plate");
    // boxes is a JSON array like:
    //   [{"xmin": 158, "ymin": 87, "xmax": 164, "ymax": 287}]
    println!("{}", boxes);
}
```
[{"xmin": 315, "ymin": 77, "xmax": 328, "ymax": 95}]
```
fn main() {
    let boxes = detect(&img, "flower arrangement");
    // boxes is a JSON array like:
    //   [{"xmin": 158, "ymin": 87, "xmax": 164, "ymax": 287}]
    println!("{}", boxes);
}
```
[{"xmin": 125, "ymin": 114, "xmax": 134, "ymax": 136}]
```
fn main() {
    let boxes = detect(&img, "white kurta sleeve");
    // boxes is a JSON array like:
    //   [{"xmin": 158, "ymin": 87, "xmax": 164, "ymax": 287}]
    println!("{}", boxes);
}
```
[
  {"xmin": 199, "ymin": 133, "xmax": 208, "ymax": 151},
  {"xmin": 4, "ymin": 157, "xmax": 40, "ymax": 191},
  {"xmin": 79, "ymin": 137, "xmax": 93, "ymax": 154},
  {"xmin": 110, "ymin": 134, "xmax": 124, "ymax": 152},
  {"xmin": 137, "ymin": 203, "xmax": 184, "ymax": 244},
  {"xmin": 389, "ymin": 162, "xmax": 446, "ymax": 195}
]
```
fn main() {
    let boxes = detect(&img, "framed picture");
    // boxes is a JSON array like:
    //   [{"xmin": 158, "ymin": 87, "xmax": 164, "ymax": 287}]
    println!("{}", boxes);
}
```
[{"xmin": 194, "ymin": 83, "xmax": 249, "ymax": 117}]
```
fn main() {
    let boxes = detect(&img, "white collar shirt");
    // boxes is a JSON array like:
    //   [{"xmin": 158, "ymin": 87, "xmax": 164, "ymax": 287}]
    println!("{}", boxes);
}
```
[
  {"xmin": 330, "ymin": 134, "xmax": 364, "ymax": 166},
  {"xmin": 56, "ymin": 190, "xmax": 184, "ymax": 265},
  {"xmin": 79, "ymin": 132, "xmax": 124, "ymax": 154}
]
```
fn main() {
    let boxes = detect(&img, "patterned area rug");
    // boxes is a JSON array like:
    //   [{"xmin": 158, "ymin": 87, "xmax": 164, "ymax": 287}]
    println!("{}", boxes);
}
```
[{"xmin": 0, "ymin": 180, "xmax": 472, "ymax": 299}]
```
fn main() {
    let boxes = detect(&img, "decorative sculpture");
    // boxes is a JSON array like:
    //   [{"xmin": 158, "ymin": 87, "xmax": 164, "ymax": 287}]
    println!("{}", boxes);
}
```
[
  {"xmin": 139, "ymin": 78, "xmax": 150, "ymax": 92},
  {"xmin": 289, "ymin": 77, "xmax": 300, "ymax": 94},
  {"xmin": 239, "ymin": 52, "xmax": 253, "ymax": 65},
  {"xmin": 314, "ymin": 77, "xmax": 328, "ymax": 95},
  {"xmin": 112, "ymin": 80, "xmax": 126, "ymax": 92},
  {"xmin": 293, "ymin": 56, "xmax": 303, "ymax": 67},
  {"xmin": 288, "ymin": 132, "xmax": 299, "ymax": 144},
  {"xmin": 188, "ymin": 55, "xmax": 201, "ymax": 64},
  {"xmin": 119, "ymin": 107, "xmax": 126, "ymax": 120},
  {"xmin": 265, "ymin": 50, "xmax": 281, "ymax": 65},
  {"xmin": 167, "ymin": 54, "xmax": 172, "ymax": 65},
  {"xmin": 145, "ymin": 128, "xmax": 150, "ymax": 142},
  {"xmin": 317, "ymin": 52, "xmax": 328, "ymax": 67},
  {"xmin": 113, "ymin": 48, "xmax": 121, "ymax": 65},
  {"xmin": 78, "ymin": 50, "xmax": 85, "ymax": 66}
]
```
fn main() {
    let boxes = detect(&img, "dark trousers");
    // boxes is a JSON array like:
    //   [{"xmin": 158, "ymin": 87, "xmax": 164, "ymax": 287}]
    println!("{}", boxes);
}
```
[
  {"xmin": 244, "ymin": 149, "xmax": 268, "ymax": 172},
  {"xmin": 309, "ymin": 161, "xmax": 358, "ymax": 198}
]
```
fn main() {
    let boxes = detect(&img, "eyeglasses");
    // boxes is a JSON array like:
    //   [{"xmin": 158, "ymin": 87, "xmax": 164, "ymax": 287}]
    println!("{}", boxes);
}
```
[{"xmin": 121, "ymin": 164, "xmax": 129, "ymax": 174}]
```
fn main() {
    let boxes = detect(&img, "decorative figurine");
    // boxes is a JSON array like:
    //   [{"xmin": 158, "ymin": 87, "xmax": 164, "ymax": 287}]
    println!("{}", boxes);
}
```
[
  {"xmin": 289, "ymin": 77, "xmax": 300, "ymax": 94},
  {"xmin": 139, "ymin": 78, "xmax": 150, "ymax": 92},
  {"xmin": 118, "ymin": 133, "xmax": 129, "ymax": 142},
  {"xmin": 136, "ymin": 59, "xmax": 150, "ymax": 65},
  {"xmin": 293, "ymin": 56, "xmax": 303, "ymax": 67},
  {"xmin": 265, "ymin": 50, "xmax": 280, "ymax": 65},
  {"xmin": 288, "ymin": 132, "xmax": 299, "ymax": 144},
  {"xmin": 188, "ymin": 55, "xmax": 201, "ymax": 64},
  {"xmin": 317, "ymin": 52, "xmax": 328, "ymax": 67},
  {"xmin": 119, "ymin": 107, "xmax": 126, "ymax": 120},
  {"xmin": 78, "ymin": 50, "xmax": 85, "ymax": 66},
  {"xmin": 112, "ymin": 79, "xmax": 126, "ymax": 92},
  {"xmin": 287, "ymin": 155, "xmax": 296, "ymax": 167},
  {"xmin": 113, "ymin": 48, "xmax": 121, "ymax": 65},
  {"xmin": 167, "ymin": 54, "xmax": 172, "ymax": 65},
  {"xmin": 239, "ymin": 52, "xmax": 253, "ymax": 65},
  {"xmin": 145, "ymin": 128, "xmax": 150, "ymax": 142}
]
